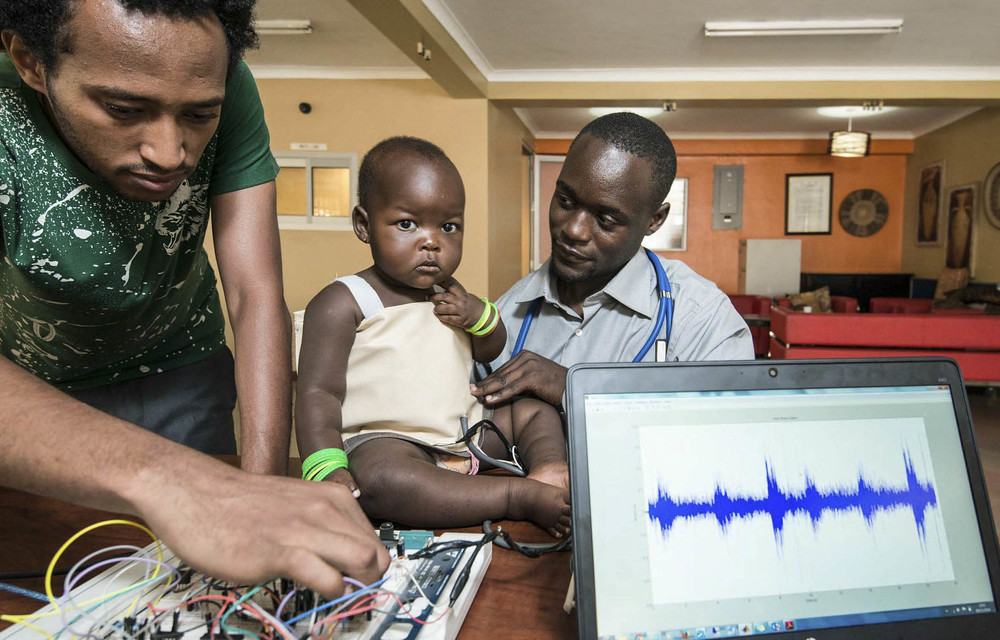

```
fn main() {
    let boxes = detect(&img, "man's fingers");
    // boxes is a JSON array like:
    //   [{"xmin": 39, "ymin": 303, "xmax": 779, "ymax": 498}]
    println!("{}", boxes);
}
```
[{"xmin": 275, "ymin": 545, "xmax": 349, "ymax": 599}]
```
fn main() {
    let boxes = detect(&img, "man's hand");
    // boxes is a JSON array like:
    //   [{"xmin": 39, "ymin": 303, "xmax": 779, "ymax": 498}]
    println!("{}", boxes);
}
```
[
  {"xmin": 137, "ymin": 466, "xmax": 388, "ymax": 598},
  {"xmin": 470, "ymin": 350, "xmax": 568, "ymax": 406},
  {"xmin": 428, "ymin": 278, "xmax": 484, "ymax": 330}
]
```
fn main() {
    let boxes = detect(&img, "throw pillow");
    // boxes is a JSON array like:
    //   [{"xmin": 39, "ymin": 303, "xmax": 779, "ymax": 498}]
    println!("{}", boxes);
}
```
[
  {"xmin": 933, "ymin": 267, "xmax": 970, "ymax": 300},
  {"xmin": 788, "ymin": 286, "xmax": 832, "ymax": 313}
]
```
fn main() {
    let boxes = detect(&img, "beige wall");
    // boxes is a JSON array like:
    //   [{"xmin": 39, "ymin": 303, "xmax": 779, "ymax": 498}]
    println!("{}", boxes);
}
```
[
  {"xmin": 257, "ymin": 77, "xmax": 491, "ymax": 313},
  {"xmin": 487, "ymin": 103, "xmax": 533, "ymax": 299},
  {"xmin": 902, "ymin": 108, "xmax": 1000, "ymax": 282}
]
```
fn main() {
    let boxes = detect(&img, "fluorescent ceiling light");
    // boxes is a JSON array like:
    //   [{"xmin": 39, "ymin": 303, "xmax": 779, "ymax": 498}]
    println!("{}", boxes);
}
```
[
  {"xmin": 589, "ymin": 107, "xmax": 663, "ymax": 118},
  {"xmin": 705, "ymin": 19, "xmax": 903, "ymax": 37},
  {"xmin": 256, "ymin": 19, "xmax": 312, "ymax": 35}
]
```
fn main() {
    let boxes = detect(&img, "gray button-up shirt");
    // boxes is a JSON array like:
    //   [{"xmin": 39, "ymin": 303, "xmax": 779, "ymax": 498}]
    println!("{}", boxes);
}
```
[{"xmin": 485, "ymin": 250, "xmax": 753, "ymax": 372}]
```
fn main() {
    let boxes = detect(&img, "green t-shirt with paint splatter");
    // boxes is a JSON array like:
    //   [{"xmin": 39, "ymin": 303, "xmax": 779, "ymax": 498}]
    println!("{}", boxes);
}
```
[{"xmin": 0, "ymin": 56, "xmax": 279, "ymax": 390}]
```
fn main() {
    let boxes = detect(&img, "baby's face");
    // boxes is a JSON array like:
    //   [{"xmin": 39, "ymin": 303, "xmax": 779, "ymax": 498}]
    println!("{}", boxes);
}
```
[{"xmin": 365, "ymin": 157, "xmax": 466, "ymax": 291}]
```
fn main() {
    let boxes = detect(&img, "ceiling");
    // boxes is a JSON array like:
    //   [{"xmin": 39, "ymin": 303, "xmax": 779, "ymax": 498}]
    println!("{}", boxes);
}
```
[{"xmin": 245, "ymin": 0, "xmax": 1000, "ymax": 140}]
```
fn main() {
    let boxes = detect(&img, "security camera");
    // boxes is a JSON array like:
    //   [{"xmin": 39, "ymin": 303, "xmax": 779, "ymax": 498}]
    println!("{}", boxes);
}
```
[{"xmin": 298, "ymin": 102, "xmax": 312, "ymax": 114}]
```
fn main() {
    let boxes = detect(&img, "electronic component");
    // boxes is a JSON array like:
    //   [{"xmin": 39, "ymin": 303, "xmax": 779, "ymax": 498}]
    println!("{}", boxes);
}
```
[{"xmin": 0, "ymin": 533, "xmax": 490, "ymax": 640}]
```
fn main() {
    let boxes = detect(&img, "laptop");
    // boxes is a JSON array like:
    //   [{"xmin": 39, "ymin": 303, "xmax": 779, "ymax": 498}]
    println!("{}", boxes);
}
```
[{"xmin": 565, "ymin": 357, "xmax": 1000, "ymax": 639}]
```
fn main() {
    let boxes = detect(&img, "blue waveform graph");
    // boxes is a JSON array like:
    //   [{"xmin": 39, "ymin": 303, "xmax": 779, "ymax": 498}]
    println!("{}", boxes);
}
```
[
  {"xmin": 639, "ymin": 419, "xmax": 955, "ymax": 606},
  {"xmin": 647, "ymin": 452, "xmax": 939, "ymax": 546}
]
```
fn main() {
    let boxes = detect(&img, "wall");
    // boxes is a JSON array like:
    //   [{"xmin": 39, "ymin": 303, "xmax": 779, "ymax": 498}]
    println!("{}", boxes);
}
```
[
  {"xmin": 254, "ymin": 78, "xmax": 490, "ymax": 314},
  {"xmin": 534, "ymin": 139, "xmax": 910, "ymax": 294},
  {"xmin": 902, "ymin": 108, "xmax": 1000, "ymax": 282},
  {"xmin": 486, "ymin": 104, "xmax": 534, "ymax": 299}
]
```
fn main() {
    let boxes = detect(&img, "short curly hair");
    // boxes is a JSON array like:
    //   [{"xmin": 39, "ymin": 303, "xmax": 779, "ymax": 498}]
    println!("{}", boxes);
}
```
[
  {"xmin": 571, "ymin": 112, "xmax": 677, "ymax": 212},
  {"xmin": 0, "ymin": 0, "xmax": 258, "ymax": 72},
  {"xmin": 358, "ymin": 136, "xmax": 456, "ymax": 211}
]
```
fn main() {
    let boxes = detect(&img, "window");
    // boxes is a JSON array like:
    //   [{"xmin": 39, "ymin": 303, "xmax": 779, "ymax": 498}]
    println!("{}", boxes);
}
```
[
  {"xmin": 642, "ymin": 177, "xmax": 688, "ymax": 252},
  {"xmin": 273, "ymin": 152, "xmax": 358, "ymax": 231}
]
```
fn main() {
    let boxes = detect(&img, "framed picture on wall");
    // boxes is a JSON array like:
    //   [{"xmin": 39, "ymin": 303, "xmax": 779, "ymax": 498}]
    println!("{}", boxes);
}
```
[
  {"xmin": 785, "ymin": 173, "xmax": 832, "ymax": 235},
  {"xmin": 945, "ymin": 182, "xmax": 978, "ymax": 272},
  {"xmin": 917, "ymin": 161, "xmax": 945, "ymax": 246}
]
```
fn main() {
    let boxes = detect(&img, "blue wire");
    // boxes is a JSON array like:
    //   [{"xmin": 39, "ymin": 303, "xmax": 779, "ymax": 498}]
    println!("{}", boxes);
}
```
[
  {"xmin": 0, "ymin": 581, "xmax": 48, "ymax": 602},
  {"xmin": 284, "ymin": 577, "xmax": 389, "ymax": 626}
]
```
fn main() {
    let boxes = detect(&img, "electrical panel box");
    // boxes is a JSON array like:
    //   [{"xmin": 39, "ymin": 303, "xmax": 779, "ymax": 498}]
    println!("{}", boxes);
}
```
[{"xmin": 712, "ymin": 165, "xmax": 744, "ymax": 230}]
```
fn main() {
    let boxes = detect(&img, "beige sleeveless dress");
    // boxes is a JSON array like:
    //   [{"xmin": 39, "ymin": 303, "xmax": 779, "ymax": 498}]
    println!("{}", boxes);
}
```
[{"xmin": 338, "ymin": 276, "xmax": 484, "ymax": 469}]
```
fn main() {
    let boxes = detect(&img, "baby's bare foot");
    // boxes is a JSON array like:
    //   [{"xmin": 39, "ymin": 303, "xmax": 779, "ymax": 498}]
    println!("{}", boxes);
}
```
[
  {"xmin": 506, "ymin": 478, "xmax": 572, "ymax": 537},
  {"xmin": 527, "ymin": 461, "xmax": 570, "ymax": 492}
]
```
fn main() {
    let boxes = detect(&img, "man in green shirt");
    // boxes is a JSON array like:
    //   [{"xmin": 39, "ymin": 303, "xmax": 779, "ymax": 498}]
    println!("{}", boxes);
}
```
[
  {"xmin": 0, "ymin": 0, "xmax": 389, "ymax": 594},
  {"xmin": 1, "ymin": 0, "xmax": 290, "ymax": 475}
]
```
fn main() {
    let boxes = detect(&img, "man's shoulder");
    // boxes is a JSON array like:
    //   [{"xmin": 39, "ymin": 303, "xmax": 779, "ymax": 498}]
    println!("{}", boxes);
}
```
[
  {"xmin": 496, "ymin": 264, "xmax": 548, "ymax": 309},
  {"xmin": 657, "ymin": 256, "xmax": 739, "ymax": 319}
]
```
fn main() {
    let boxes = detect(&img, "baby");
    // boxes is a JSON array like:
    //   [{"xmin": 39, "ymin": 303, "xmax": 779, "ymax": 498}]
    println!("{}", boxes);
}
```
[{"xmin": 295, "ymin": 136, "xmax": 570, "ymax": 536}]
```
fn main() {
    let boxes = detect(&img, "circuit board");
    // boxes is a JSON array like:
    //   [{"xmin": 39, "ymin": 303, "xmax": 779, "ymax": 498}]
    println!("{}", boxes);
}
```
[{"xmin": 0, "ymin": 532, "xmax": 491, "ymax": 640}]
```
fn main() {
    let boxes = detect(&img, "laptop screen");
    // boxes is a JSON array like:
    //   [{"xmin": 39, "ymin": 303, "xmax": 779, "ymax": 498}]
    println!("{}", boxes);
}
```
[{"xmin": 567, "ymin": 359, "xmax": 1000, "ymax": 639}]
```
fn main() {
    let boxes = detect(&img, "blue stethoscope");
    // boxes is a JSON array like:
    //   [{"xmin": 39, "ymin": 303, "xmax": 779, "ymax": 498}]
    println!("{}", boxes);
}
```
[{"xmin": 511, "ymin": 248, "xmax": 674, "ymax": 362}]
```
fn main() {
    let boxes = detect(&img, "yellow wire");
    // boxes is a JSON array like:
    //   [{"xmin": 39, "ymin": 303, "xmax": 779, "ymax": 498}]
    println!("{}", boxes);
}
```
[
  {"xmin": 0, "ymin": 615, "xmax": 56, "ymax": 640},
  {"xmin": 42, "ymin": 519, "xmax": 161, "ymax": 619}
]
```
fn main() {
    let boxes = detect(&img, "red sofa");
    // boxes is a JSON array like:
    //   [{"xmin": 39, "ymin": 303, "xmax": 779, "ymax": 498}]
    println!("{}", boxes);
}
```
[
  {"xmin": 868, "ymin": 297, "xmax": 985, "ymax": 315},
  {"xmin": 774, "ymin": 295, "xmax": 860, "ymax": 314},
  {"xmin": 769, "ymin": 305, "xmax": 1000, "ymax": 383}
]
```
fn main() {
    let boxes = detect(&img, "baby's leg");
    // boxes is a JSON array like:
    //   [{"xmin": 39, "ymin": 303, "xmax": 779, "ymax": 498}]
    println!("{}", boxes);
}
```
[
  {"xmin": 350, "ymin": 437, "xmax": 570, "ymax": 535},
  {"xmin": 487, "ymin": 399, "xmax": 570, "ymax": 491}
]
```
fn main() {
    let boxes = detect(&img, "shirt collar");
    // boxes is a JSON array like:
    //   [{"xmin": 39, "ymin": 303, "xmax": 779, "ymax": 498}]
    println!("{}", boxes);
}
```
[
  {"xmin": 601, "ymin": 249, "xmax": 656, "ymax": 318},
  {"xmin": 514, "ymin": 250, "xmax": 655, "ymax": 318}
]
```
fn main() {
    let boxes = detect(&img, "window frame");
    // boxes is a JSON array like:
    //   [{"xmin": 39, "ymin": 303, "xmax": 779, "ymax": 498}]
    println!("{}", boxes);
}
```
[{"xmin": 273, "ymin": 151, "xmax": 358, "ymax": 231}]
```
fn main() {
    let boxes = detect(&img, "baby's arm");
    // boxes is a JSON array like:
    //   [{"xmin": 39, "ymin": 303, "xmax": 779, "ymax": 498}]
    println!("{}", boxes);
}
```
[
  {"xmin": 429, "ymin": 277, "xmax": 507, "ymax": 363},
  {"xmin": 295, "ymin": 282, "xmax": 363, "ymax": 497}
]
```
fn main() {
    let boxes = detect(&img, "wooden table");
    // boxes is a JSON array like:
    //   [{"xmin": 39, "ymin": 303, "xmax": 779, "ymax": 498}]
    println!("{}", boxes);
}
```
[{"xmin": 0, "ymin": 484, "xmax": 577, "ymax": 639}]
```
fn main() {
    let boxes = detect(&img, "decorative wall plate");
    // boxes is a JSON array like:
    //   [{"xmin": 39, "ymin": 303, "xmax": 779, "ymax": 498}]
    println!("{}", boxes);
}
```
[
  {"xmin": 983, "ymin": 161, "xmax": 1000, "ymax": 230},
  {"xmin": 838, "ymin": 189, "xmax": 889, "ymax": 237}
]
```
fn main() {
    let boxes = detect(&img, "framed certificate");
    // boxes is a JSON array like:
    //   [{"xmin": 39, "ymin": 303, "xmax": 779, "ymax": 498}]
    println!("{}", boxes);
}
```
[{"xmin": 785, "ymin": 173, "xmax": 833, "ymax": 235}]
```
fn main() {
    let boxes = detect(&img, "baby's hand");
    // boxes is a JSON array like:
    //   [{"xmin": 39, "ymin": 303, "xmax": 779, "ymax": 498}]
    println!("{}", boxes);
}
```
[
  {"xmin": 325, "ymin": 467, "xmax": 361, "ymax": 499},
  {"xmin": 428, "ymin": 278, "xmax": 485, "ymax": 330}
]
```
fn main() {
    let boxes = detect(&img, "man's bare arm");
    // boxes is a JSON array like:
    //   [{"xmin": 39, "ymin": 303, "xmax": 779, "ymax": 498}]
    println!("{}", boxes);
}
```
[
  {"xmin": 0, "ymin": 357, "xmax": 389, "ymax": 596},
  {"xmin": 211, "ymin": 181, "xmax": 292, "ymax": 476}
]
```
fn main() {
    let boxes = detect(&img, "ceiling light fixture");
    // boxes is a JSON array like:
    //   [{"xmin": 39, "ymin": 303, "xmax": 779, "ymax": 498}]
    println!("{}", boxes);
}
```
[
  {"xmin": 817, "ymin": 105, "xmax": 894, "ymax": 119},
  {"xmin": 256, "ymin": 19, "xmax": 312, "ymax": 35},
  {"xmin": 705, "ymin": 19, "xmax": 903, "ymax": 37},
  {"xmin": 828, "ymin": 118, "xmax": 871, "ymax": 158},
  {"xmin": 588, "ymin": 107, "xmax": 663, "ymax": 118}
]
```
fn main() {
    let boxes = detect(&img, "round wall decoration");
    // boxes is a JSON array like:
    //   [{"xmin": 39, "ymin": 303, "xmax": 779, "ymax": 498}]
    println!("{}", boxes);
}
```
[
  {"xmin": 983, "ymin": 161, "xmax": 1000, "ymax": 230},
  {"xmin": 838, "ymin": 189, "xmax": 889, "ymax": 237}
]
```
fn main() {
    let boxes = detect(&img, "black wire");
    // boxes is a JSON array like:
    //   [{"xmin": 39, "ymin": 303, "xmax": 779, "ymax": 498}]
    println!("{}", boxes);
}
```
[{"xmin": 482, "ymin": 520, "xmax": 572, "ymax": 557}]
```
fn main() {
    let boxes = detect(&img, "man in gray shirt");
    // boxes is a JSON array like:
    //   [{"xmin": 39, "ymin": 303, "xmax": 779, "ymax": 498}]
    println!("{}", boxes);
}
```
[{"xmin": 473, "ymin": 112, "xmax": 752, "ymax": 407}]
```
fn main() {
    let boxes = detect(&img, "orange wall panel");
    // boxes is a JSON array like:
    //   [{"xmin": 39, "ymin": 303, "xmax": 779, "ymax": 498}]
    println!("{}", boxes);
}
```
[{"xmin": 535, "ymin": 138, "xmax": 909, "ymax": 294}]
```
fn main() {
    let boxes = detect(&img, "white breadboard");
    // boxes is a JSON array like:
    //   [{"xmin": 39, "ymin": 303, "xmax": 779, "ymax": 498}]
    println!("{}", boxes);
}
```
[{"xmin": 0, "ymin": 532, "xmax": 490, "ymax": 640}]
